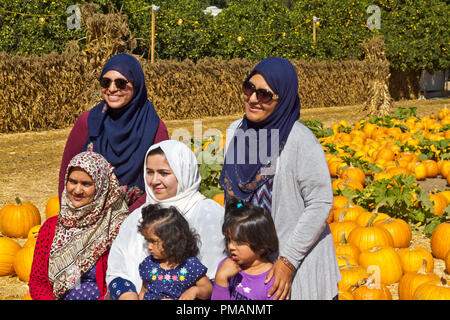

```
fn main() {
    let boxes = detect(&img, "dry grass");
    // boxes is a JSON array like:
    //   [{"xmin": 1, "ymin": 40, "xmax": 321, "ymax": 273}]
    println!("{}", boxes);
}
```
[{"xmin": 0, "ymin": 98, "xmax": 449, "ymax": 300}]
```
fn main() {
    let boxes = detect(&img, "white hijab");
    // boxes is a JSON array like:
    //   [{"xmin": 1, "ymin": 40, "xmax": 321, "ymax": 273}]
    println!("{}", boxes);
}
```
[{"xmin": 144, "ymin": 140, "xmax": 206, "ymax": 212}]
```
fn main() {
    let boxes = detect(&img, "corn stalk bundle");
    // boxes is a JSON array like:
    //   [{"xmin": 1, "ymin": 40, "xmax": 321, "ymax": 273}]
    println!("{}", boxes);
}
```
[{"xmin": 362, "ymin": 36, "xmax": 393, "ymax": 117}]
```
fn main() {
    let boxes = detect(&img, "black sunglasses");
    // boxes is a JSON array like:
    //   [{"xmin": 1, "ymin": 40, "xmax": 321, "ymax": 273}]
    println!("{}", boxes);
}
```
[
  {"xmin": 243, "ymin": 80, "xmax": 278, "ymax": 103},
  {"xmin": 99, "ymin": 77, "xmax": 131, "ymax": 90}
]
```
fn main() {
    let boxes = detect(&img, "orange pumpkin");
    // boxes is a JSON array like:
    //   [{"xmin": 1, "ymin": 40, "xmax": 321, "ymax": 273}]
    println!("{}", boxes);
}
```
[
  {"xmin": 374, "ymin": 218, "xmax": 412, "ymax": 248},
  {"xmin": 355, "ymin": 211, "xmax": 390, "ymax": 227},
  {"xmin": 13, "ymin": 246, "xmax": 35, "ymax": 282},
  {"xmin": 398, "ymin": 259, "xmax": 440, "ymax": 300},
  {"xmin": 0, "ymin": 197, "xmax": 41, "ymax": 238},
  {"xmin": 429, "ymin": 193, "xmax": 447, "ymax": 216},
  {"xmin": 329, "ymin": 216, "xmax": 358, "ymax": 244},
  {"xmin": 21, "ymin": 292, "xmax": 32, "ymax": 300},
  {"xmin": 334, "ymin": 233, "xmax": 360, "ymax": 262},
  {"xmin": 0, "ymin": 237, "xmax": 22, "ymax": 276},
  {"xmin": 413, "ymin": 278, "xmax": 450, "ymax": 300},
  {"xmin": 397, "ymin": 246, "xmax": 434, "ymax": 274},
  {"xmin": 339, "ymin": 167, "xmax": 366, "ymax": 186},
  {"xmin": 45, "ymin": 195, "xmax": 60, "ymax": 219},
  {"xmin": 332, "ymin": 206, "xmax": 364, "ymax": 222},
  {"xmin": 27, "ymin": 224, "xmax": 41, "ymax": 240},
  {"xmin": 211, "ymin": 192, "xmax": 225, "ymax": 206},
  {"xmin": 413, "ymin": 162, "xmax": 427, "ymax": 181},
  {"xmin": 348, "ymin": 213, "xmax": 394, "ymax": 252},
  {"xmin": 445, "ymin": 250, "xmax": 450, "ymax": 274},
  {"xmin": 338, "ymin": 289, "xmax": 354, "ymax": 300},
  {"xmin": 338, "ymin": 264, "xmax": 369, "ymax": 292},
  {"xmin": 430, "ymin": 222, "xmax": 450, "ymax": 259},
  {"xmin": 359, "ymin": 246, "xmax": 403, "ymax": 285},
  {"xmin": 336, "ymin": 255, "xmax": 358, "ymax": 267},
  {"xmin": 332, "ymin": 195, "xmax": 352, "ymax": 209},
  {"xmin": 352, "ymin": 275, "xmax": 392, "ymax": 300}
]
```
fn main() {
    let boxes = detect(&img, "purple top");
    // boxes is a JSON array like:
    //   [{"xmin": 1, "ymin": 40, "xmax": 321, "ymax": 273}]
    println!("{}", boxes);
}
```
[
  {"xmin": 211, "ymin": 258, "xmax": 275, "ymax": 300},
  {"xmin": 62, "ymin": 265, "xmax": 100, "ymax": 300}
]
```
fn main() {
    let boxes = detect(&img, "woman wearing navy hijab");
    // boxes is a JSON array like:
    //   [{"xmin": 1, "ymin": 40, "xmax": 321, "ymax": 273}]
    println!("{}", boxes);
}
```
[
  {"xmin": 219, "ymin": 57, "xmax": 340, "ymax": 300},
  {"xmin": 59, "ymin": 53, "xmax": 169, "ymax": 212}
]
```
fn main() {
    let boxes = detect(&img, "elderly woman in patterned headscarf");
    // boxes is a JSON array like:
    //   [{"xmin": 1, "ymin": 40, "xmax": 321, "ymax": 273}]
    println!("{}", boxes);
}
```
[{"xmin": 29, "ymin": 151, "xmax": 130, "ymax": 300}]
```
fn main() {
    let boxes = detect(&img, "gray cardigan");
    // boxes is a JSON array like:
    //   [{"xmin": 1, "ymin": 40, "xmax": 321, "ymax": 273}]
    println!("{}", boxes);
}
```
[{"xmin": 225, "ymin": 119, "xmax": 341, "ymax": 300}]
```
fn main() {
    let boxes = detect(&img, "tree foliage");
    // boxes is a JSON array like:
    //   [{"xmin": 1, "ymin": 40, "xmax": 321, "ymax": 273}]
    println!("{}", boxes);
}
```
[{"xmin": 0, "ymin": 0, "xmax": 448, "ymax": 72}]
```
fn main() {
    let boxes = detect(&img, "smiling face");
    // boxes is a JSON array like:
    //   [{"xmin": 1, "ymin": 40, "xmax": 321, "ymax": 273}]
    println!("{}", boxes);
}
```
[
  {"xmin": 145, "ymin": 153, "xmax": 178, "ymax": 200},
  {"xmin": 66, "ymin": 168, "xmax": 96, "ymax": 208},
  {"xmin": 244, "ymin": 73, "xmax": 278, "ymax": 123},
  {"xmin": 100, "ymin": 70, "xmax": 134, "ymax": 109}
]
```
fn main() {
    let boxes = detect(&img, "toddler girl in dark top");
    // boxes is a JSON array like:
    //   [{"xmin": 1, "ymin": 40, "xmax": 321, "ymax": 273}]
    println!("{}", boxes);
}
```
[
  {"xmin": 211, "ymin": 197, "xmax": 279, "ymax": 300},
  {"xmin": 137, "ymin": 204, "xmax": 212, "ymax": 300}
]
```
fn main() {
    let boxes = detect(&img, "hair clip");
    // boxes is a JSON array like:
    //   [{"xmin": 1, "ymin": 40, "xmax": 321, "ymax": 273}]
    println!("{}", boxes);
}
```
[{"xmin": 236, "ymin": 203, "xmax": 243, "ymax": 208}]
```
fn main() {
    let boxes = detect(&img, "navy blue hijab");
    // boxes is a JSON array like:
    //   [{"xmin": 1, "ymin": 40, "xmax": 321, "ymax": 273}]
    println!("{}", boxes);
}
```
[
  {"xmin": 219, "ymin": 57, "xmax": 301, "ymax": 201},
  {"xmin": 84, "ymin": 53, "xmax": 160, "ymax": 192}
]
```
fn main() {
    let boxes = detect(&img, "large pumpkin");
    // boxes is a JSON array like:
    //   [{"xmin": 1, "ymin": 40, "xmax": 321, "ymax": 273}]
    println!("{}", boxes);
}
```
[
  {"xmin": 374, "ymin": 218, "xmax": 412, "ymax": 248},
  {"xmin": 348, "ymin": 213, "xmax": 394, "ymax": 252},
  {"xmin": 352, "ymin": 276, "xmax": 392, "ymax": 300},
  {"xmin": 413, "ymin": 278, "xmax": 450, "ymax": 300},
  {"xmin": 397, "ymin": 246, "xmax": 434, "ymax": 274},
  {"xmin": 0, "ymin": 237, "xmax": 22, "ymax": 276},
  {"xmin": 398, "ymin": 259, "xmax": 440, "ymax": 300},
  {"xmin": 45, "ymin": 195, "xmax": 60, "ymax": 219},
  {"xmin": 338, "ymin": 264, "xmax": 369, "ymax": 292},
  {"xmin": 0, "ymin": 197, "xmax": 41, "ymax": 238},
  {"xmin": 359, "ymin": 246, "xmax": 403, "ymax": 285},
  {"xmin": 13, "ymin": 246, "xmax": 35, "ymax": 282},
  {"xmin": 430, "ymin": 222, "xmax": 450, "ymax": 259}
]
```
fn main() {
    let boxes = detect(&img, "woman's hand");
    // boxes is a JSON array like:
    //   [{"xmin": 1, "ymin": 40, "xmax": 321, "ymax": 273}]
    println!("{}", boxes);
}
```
[
  {"xmin": 265, "ymin": 258, "xmax": 295, "ymax": 300},
  {"xmin": 214, "ymin": 258, "xmax": 241, "ymax": 287}
]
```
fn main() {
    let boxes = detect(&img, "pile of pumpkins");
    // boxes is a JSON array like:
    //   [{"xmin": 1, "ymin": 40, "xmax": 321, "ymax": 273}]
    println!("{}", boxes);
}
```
[
  {"xmin": 0, "ymin": 196, "xmax": 59, "ymax": 290},
  {"xmin": 330, "ymin": 195, "xmax": 450, "ymax": 300}
]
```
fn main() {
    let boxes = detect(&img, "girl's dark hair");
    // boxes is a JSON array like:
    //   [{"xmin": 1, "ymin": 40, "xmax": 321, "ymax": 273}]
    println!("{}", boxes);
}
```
[
  {"xmin": 223, "ymin": 196, "xmax": 278, "ymax": 259},
  {"xmin": 138, "ymin": 204, "xmax": 199, "ymax": 265}
]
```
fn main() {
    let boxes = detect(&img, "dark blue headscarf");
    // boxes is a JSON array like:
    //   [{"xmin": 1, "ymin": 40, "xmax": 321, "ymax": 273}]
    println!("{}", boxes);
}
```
[
  {"xmin": 219, "ymin": 57, "xmax": 301, "ymax": 201},
  {"xmin": 84, "ymin": 53, "xmax": 160, "ymax": 192}
]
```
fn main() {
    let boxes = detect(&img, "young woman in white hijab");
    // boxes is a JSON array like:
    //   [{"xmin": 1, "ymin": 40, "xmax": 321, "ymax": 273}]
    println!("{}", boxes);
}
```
[{"xmin": 106, "ymin": 140, "xmax": 226, "ymax": 300}]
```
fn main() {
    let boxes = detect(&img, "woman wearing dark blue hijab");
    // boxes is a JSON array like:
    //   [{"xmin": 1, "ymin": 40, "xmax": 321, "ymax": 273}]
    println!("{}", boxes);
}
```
[
  {"xmin": 219, "ymin": 57, "xmax": 340, "ymax": 300},
  {"xmin": 59, "ymin": 53, "xmax": 169, "ymax": 213}
]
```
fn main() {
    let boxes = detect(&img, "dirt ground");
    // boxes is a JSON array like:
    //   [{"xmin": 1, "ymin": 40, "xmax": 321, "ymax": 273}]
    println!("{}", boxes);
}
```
[{"xmin": 0, "ymin": 97, "xmax": 449, "ymax": 300}]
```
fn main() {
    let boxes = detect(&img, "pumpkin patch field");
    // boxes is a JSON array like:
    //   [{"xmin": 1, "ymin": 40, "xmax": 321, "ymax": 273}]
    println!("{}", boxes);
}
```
[{"xmin": 0, "ymin": 99, "xmax": 449, "ymax": 300}]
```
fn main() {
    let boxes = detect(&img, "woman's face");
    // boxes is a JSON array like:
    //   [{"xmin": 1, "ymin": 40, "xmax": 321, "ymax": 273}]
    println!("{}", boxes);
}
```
[
  {"xmin": 145, "ymin": 154, "xmax": 178, "ymax": 200},
  {"xmin": 66, "ymin": 168, "xmax": 96, "ymax": 208},
  {"xmin": 244, "ymin": 73, "xmax": 278, "ymax": 123},
  {"xmin": 100, "ymin": 70, "xmax": 134, "ymax": 109}
]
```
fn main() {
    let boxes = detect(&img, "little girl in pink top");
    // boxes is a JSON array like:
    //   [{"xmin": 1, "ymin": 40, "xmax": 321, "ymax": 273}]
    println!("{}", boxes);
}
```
[{"xmin": 211, "ymin": 197, "xmax": 279, "ymax": 300}]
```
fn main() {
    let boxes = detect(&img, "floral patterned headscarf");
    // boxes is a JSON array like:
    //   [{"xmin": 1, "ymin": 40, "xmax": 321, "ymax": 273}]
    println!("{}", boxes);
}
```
[{"xmin": 48, "ymin": 151, "xmax": 129, "ymax": 299}]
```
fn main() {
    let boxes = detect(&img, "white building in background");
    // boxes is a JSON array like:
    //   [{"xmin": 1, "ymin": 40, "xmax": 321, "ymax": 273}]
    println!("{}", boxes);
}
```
[{"xmin": 203, "ymin": 6, "xmax": 222, "ymax": 17}]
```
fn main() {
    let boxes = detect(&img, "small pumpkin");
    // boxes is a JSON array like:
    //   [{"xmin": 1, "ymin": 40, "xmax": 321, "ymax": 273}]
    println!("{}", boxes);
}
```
[
  {"xmin": 0, "ymin": 237, "xmax": 22, "ymax": 276},
  {"xmin": 358, "ymin": 246, "xmax": 403, "ymax": 285},
  {"xmin": 45, "ymin": 195, "xmax": 60, "ymax": 219},
  {"xmin": 0, "ymin": 197, "xmax": 41, "ymax": 238},
  {"xmin": 336, "ymin": 255, "xmax": 358, "ymax": 267},
  {"xmin": 21, "ymin": 292, "xmax": 32, "ymax": 300},
  {"xmin": 332, "ymin": 205, "xmax": 365, "ymax": 222},
  {"xmin": 329, "ymin": 214, "xmax": 358, "ymax": 244},
  {"xmin": 398, "ymin": 259, "xmax": 440, "ymax": 300},
  {"xmin": 374, "ymin": 218, "xmax": 412, "ymax": 248},
  {"xmin": 429, "ymin": 193, "xmax": 447, "ymax": 216},
  {"xmin": 334, "ymin": 233, "xmax": 360, "ymax": 262},
  {"xmin": 27, "ymin": 224, "xmax": 41, "ymax": 240},
  {"xmin": 413, "ymin": 277, "xmax": 450, "ymax": 300},
  {"xmin": 348, "ymin": 213, "xmax": 394, "ymax": 252},
  {"xmin": 13, "ymin": 246, "xmax": 35, "ymax": 282},
  {"xmin": 351, "ymin": 275, "xmax": 392, "ymax": 300},
  {"xmin": 397, "ymin": 246, "xmax": 434, "ymax": 274},
  {"xmin": 430, "ymin": 221, "xmax": 450, "ymax": 259},
  {"xmin": 355, "ymin": 210, "xmax": 390, "ymax": 227},
  {"xmin": 211, "ymin": 192, "xmax": 224, "ymax": 207}
]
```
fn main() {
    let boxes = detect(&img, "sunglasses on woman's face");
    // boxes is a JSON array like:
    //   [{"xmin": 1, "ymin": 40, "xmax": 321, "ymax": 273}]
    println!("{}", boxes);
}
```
[
  {"xmin": 243, "ymin": 80, "xmax": 278, "ymax": 104},
  {"xmin": 99, "ymin": 77, "xmax": 131, "ymax": 90}
]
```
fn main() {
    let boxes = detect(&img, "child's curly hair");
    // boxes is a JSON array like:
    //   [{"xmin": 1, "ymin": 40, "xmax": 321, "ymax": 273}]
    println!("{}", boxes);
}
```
[
  {"xmin": 223, "ymin": 196, "xmax": 279, "ymax": 259},
  {"xmin": 138, "ymin": 204, "xmax": 200, "ymax": 265}
]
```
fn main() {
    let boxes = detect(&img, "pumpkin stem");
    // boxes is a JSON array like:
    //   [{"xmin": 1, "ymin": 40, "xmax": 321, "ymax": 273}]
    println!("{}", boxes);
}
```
[
  {"xmin": 339, "ymin": 233, "xmax": 348, "ymax": 245},
  {"xmin": 338, "ymin": 209, "xmax": 348, "ymax": 222},
  {"xmin": 366, "ymin": 212, "xmax": 378, "ymax": 227},
  {"xmin": 15, "ymin": 197, "xmax": 22, "ymax": 206},
  {"xmin": 418, "ymin": 258, "xmax": 428, "ymax": 275}
]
